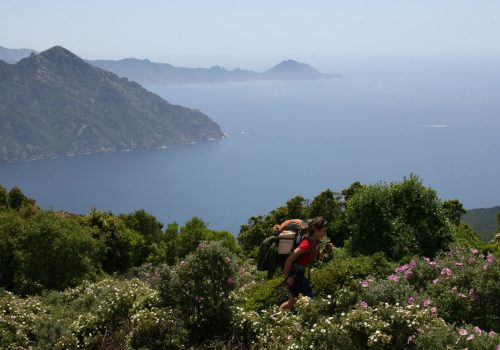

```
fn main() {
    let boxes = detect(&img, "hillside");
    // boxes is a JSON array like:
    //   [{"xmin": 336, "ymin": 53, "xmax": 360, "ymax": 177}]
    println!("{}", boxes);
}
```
[
  {"xmin": 0, "ymin": 46, "xmax": 224, "ymax": 161},
  {"xmin": 462, "ymin": 206, "xmax": 500, "ymax": 241},
  {"xmin": 0, "ymin": 45, "xmax": 38, "ymax": 63}
]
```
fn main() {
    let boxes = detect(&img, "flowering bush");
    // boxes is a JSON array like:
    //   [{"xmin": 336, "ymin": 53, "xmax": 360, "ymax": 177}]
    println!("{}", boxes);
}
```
[
  {"xmin": 63, "ymin": 278, "xmax": 160, "ymax": 349},
  {"xmin": 128, "ymin": 307, "xmax": 187, "ymax": 349},
  {"xmin": 383, "ymin": 245, "xmax": 500, "ymax": 331},
  {"xmin": 0, "ymin": 291, "xmax": 48, "ymax": 350},
  {"xmin": 159, "ymin": 241, "xmax": 238, "ymax": 343},
  {"xmin": 415, "ymin": 324, "xmax": 500, "ymax": 350}
]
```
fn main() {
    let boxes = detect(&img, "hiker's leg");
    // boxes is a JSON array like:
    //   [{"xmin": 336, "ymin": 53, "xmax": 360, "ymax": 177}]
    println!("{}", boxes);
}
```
[{"xmin": 280, "ymin": 293, "xmax": 295, "ymax": 309}]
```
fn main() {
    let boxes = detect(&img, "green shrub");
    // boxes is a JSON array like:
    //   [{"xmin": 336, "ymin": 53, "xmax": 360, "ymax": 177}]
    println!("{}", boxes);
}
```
[
  {"xmin": 0, "ymin": 292, "xmax": 48, "ymax": 350},
  {"xmin": 159, "ymin": 241, "xmax": 238, "ymax": 343},
  {"xmin": 311, "ymin": 252, "xmax": 395, "ymax": 299},
  {"xmin": 239, "ymin": 276, "xmax": 284, "ymax": 311},
  {"xmin": 345, "ymin": 175, "xmax": 453, "ymax": 260},
  {"xmin": 63, "ymin": 278, "xmax": 160, "ymax": 349},
  {"xmin": 415, "ymin": 324, "xmax": 500, "ymax": 350},
  {"xmin": 129, "ymin": 307, "xmax": 187, "ymax": 350}
]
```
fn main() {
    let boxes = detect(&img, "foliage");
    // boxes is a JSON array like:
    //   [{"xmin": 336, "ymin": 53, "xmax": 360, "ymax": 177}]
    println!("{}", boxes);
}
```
[
  {"xmin": 82, "ymin": 209, "xmax": 146, "ymax": 273},
  {"xmin": 462, "ymin": 206, "xmax": 500, "ymax": 241},
  {"xmin": 442, "ymin": 198, "xmax": 467, "ymax": 225},
  {"xmin": 345, "ymin": 175, "xmax": 453, "ymax": 260},
  {"xmin": 0, "ymin": 291, "xmax": 48, "ymax": 350},
  {"xmin": 0, "ymin": 210, "xmax": 101, "ymax": 294},
  {"xmin": 238, "ymin": 192, "xmax": 344, "ymax": 254},
  {"xmin": 159, "ymin": 241, "xmax": 238, "ymax": 343},
  {"xmin": 63, "ymin": 278, "xmax": 166, "ymax": 349},
  {"xmin": 120, "ymin": 209, "xmax": 164, "ymax": 261}
]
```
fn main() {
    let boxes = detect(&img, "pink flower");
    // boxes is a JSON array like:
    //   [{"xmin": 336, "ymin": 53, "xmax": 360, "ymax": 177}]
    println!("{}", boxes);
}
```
[
  {"xmin": 459, "ymin": 293, "xmax": 467, "ymax": 299},
  {"xmin": 472, "ymin": 326, "xmax": 482, "ymax": 335},
  {"xmin": 441, "ymin": 268, "xmax": 453, "ymax": 276},
  {"xmin": 483, "ymin": 264, "xmax": 490, "ymax": 270},
  {"xmin": 470, "ymin": 248, "xmax": 479, "ymax": 255},
  {"xmin": 487, "ymin": 254, "xmax": 494, "ymax": 264},
  {"xmin": 432, "ymin": 278, "xmax": 440, "ymax": 284},
  {"xmin": 360, "ymin": 280, "xmax": 369, "ymax": 288},
  {"xmin": 405, "ymin": 269, "xmax": 414, "ymax": 278},
  {"xmin": 197, "ymin": 242, "xmax": 206, "ymax": 250},
  {"xmin": 469, "ymin": 288, "xmax": 478, "ymax": 301},
  {"xmin": 428, "ymin": 261, "xmax": 437, "ymax": 268},
  {"xmin": 496, "ymin": 345, "xmax": 500, "ymax": 350},
  {"xmin": 488, "ymin": 331, "xmax": 497, "ymax": 337},
  {"xmin": 467, "ymin": 334, "xmax": 474, "ymax": 341},
  {"xmin": 455, "ymin": 262, "xmax": 464, "ymax": 267},
  {"xmin": 407, "ymin": 296, "xmax": 415, "ymax": 305},
  {"xmin": 226, "ymin": 276, "xmax": 234, "ymax": 285},
  {"xmin": 431, "ymin": 307, "xmax": 437, "ymax": 313},
  {"xmin": 409, "ymin": 260, "xmax": 417, "ymax": 268},
  {"xmin": 459, "ymin": 328, "xmax": 468, "ymax": 336},
  {"xmin": 407, "ymin": 335, "xmax": 416, "ymax": 344},
  {"xmin": 423, "ymin": 257, "xmax": 430, "ymax": 262},
  {"xmin": 225, "ymin": 256, "xmax": 232, "ymax": 264},
  {"xmin": 421, "ymin": 299, "xmax": 432, "ymax": 307},
  {"xmin": 388, "ymin": 274, "xmax": 399, "ymax": 282},
  {"xmin": 359, "ymin": 301, "xmax": 368, "ymax": 309},
  {"xmin": 395, "ymin": 264, "xmax": 409, "ymax": 273}
]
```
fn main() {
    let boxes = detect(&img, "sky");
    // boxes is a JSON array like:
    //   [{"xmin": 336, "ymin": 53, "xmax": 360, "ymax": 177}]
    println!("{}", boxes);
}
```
[{"xmin": 1, "ymin": 0, "xmax": 500, "ymax": 71}]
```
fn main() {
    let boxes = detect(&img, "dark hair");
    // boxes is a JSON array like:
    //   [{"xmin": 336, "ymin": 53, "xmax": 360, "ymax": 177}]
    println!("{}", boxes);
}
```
[{"xmin": 307, "ymin": 217, "xmax": 328, "ymax": 235}]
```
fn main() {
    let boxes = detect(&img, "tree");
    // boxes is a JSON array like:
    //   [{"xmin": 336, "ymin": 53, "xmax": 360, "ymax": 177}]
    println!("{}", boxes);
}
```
[
  {"xmin": 18, "ymin": 211, "xmax": 102, "ymax": 293},
  {"xmin": 176, "ymin": 217, "xmax": 209, "ymax": 259},
  {"xmin": 345, "ymin": 175, "xmax": 453, "ymax": 260},
  {"xmin": 0, "ymin": 185, "xmax": 8, "ymax": 207},
  {"xmin": 8, "ymin": 186, "xmax": 28, "ymax": 210},
  {"xmin": 120, "ymin": 209, "xmax": 164, "ymax": 261},
  {"xmin": 0, "ymin": 210, "xmax": 25, "ymax": 291},
  {"xmin": 442, "ymin": 199, "xmax": 467, "ymax": 225},
  {"xmin": 341, "ymin": 181, "xmax": 365, "ymax": 203},
  {"xmin": 83, "ymin": 209, "xmax": 145, "ymax": 273}
]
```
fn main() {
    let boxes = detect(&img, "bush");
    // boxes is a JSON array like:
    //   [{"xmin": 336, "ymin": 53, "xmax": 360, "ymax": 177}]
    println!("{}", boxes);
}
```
[
  {"xmin": 63, "ymin": 278, "xmax": 160, "ymax": 349},
  {"xmin": 159, "ymin": 241, "xmax": 237, "ymax": 343},
  {"xmin": 345, "ymin": 175, "xmax": 453, "ymax": 260},
  {"xmin": 0, "ymin": 291, "xmax": 48, "ymax": 350},
  {"xmin": 129, "ymin": 307, "xmax": 187, "ymax": 350}
]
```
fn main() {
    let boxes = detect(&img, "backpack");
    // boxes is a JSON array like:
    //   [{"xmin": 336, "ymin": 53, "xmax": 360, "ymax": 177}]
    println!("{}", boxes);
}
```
[{"xmin": 256, "ymin": 219, "xmax": 309, "ymax": 279}]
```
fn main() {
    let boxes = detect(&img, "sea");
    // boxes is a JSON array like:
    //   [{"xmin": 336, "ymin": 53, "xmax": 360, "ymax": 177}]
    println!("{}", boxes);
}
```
[{"xmin": 1, "ymin": 58, "xmax": 499, "ymax": 234}]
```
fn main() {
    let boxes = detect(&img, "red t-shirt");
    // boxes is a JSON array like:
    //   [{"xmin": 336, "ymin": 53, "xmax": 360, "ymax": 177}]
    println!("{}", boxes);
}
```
[{"xmin": 294, "ymin": 238, "xmax": 319, "ymax": 267}]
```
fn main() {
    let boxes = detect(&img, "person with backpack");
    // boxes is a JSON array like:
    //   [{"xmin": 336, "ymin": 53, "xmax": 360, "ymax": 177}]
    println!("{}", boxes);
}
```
[{"xmin": 280, "ymin": 217, "xmax": 333, "ymax": 310}]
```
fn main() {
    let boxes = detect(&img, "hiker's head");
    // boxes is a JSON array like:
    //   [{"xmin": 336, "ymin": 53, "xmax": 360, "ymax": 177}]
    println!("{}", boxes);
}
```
[{"xmin": 307, "ymin": 217, "xmax": 328, "ymax": 239}]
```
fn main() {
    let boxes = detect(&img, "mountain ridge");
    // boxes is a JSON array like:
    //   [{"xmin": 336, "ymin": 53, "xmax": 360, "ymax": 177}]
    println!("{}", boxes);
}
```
[
  {"xmin": 0, "ymin": 46, "xmax": 224, "ymax": 161},
  {"xmin": 88, "ymin": 57, "xmax": 338, "ymax": 85}
]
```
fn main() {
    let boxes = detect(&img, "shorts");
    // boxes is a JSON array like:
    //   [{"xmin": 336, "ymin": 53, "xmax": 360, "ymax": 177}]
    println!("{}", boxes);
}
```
[{"xmin": 287, "ymin": 268, "xmax": 313, "ymax": 298}]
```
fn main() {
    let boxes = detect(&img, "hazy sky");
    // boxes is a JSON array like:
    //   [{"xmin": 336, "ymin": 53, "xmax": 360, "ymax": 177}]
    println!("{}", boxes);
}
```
[{"xmin": 1, "ymin": 0, "xmax": 499, "ymax": 70}]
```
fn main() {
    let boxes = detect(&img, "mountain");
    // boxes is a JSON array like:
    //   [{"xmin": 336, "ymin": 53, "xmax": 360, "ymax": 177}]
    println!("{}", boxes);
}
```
[
  {"xmin": 462, "ymin": 206, "xmax": 499, "ymax": 241},
  {"xmin": 0, "ymin": 46, "xmax": 38, "ymax": 64},
  {"xmin": 262, "ymin": 60, "xmax": 331, "ymax": 80},
  {"xmin": 1, "ymin": 46, "xmax": 337, "ymax": 85},
  {"xmin": 0, "ymin": 46, "xmax": 224, "ymax": 161},
  {"xmin": 87, "ymin": 58, "xmax": 260, "ymax": 85},
  {"xmin": 87, "ymin": 58, "xmax": 337, "ymax": 85}
]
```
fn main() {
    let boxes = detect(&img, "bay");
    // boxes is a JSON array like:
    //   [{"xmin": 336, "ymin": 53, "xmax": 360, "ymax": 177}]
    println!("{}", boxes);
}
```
[{"xmin": 1, "ymin": 59, "xmax": 499, "ymax": 234}]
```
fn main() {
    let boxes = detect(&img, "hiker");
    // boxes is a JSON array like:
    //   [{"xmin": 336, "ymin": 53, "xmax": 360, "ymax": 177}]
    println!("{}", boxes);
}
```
[{"xmin": 280, "ymin": 217, "xmax": 333, "ymax": 310}]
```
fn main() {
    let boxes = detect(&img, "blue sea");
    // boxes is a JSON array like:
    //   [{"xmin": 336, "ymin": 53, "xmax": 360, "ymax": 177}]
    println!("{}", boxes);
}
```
[{"xmin": 1, "ymin": 58, "xmax": 499, "ymax": 234}]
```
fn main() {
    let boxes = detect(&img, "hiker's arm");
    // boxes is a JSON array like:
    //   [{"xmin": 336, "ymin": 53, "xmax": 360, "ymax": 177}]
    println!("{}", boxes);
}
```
[
  {"xmin": 283, "ymin": 248, "xmax": 306, "ymax": 278},
  {"xmin": 318, "ymin": 242, "xmax": 333, "ymax": 261}
]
